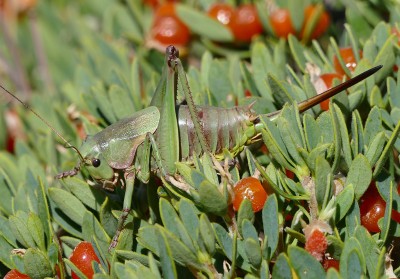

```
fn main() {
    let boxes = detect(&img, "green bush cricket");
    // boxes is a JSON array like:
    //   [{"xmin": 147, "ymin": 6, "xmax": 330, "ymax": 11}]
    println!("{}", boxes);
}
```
[{"xmin": 0, "ymin": 45, "xmax": 381, "ymax": 250}]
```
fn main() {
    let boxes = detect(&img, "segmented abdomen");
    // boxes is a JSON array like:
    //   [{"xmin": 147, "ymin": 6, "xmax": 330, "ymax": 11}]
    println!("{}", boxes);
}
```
[{"xmin": 178, "ymin": 105, "xmax": 256, "ymax": 160}]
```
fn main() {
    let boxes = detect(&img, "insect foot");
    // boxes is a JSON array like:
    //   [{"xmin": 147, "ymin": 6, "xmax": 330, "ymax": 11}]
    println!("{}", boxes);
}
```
[{"xmin": 54, "ymin": 165, "xmax": 80, "ymax": 179}]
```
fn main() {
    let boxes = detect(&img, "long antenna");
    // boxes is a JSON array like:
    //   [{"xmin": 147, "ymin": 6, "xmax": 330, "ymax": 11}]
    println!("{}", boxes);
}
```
[
  {"xmin": 266, "ymin": 65, "xmax": 382, "ymax": 119},
  {"xmin": 0, "ymin": 85, "xmax": 84, "ymax": 161},
  {"xmin": 297, "ymin": 65, "xmax": 383, "ymax": 113}
]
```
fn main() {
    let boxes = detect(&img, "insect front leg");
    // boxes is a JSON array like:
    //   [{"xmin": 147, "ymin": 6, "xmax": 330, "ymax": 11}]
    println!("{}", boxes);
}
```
[
  {"xmin": 146, "ymin": 132, "xmax": 191, "ymax": 193},
  {"xmin": 135, "ymin": 137, "xmax": 151, "ymax": 183},
  {"xmin": 109, "ymin": 171, "xmax": 135, "ymax": 251}
]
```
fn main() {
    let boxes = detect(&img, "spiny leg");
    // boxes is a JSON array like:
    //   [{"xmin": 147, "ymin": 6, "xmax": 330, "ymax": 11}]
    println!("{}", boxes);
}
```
[
  {"xmin": 168, "ymin": 46, "xmax": 211, "ymax": 155},
  {"xmin": 168, "ymin": 47, "xmax": 232, "ymax": 181},
  {"xmin": 136, "ymin": 136, "xmax": 151, "ymax": 183},
  {"xmin": 109, "ymin": 172, "xmax": 135, "ymax": 251}
]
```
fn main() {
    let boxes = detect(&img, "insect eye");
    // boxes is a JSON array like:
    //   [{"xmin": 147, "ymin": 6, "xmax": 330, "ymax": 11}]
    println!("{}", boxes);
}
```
[{"xmin": 92, "ymin": 158, "xmax": 101, "ymax": 168}]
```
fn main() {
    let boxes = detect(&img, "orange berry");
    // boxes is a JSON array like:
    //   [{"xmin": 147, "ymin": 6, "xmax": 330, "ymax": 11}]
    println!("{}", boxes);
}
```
[{"xmin": 233, "ymin": 177, "xmax": 267, "ymax": 212}]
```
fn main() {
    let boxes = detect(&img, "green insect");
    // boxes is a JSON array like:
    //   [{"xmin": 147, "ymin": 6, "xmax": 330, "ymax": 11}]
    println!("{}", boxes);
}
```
[{"xmin": 1, "ymin": 46, "xmax": 381, "ymax": 250}]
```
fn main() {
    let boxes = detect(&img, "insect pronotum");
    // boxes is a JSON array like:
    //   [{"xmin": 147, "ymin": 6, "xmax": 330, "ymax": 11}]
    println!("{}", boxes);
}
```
[{"xmin": 0, "ymin": 45, "xmax": 382, "ymax": 250}]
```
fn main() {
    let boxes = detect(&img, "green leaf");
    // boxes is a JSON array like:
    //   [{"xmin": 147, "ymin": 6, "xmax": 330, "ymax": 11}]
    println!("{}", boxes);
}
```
[
  {"xmin": 37, "ymin": 179, "xmax": 52, "ymax": 246},
  {"xmin": 178, "ymin": 198, "xmax": 200, "ymax": 241},
  {"xmin": 199, "ymin": 214, "xmax": 215, "ymax": 255},
  {"xmin": 100, "ymin": 197, "xmax": 119, "ymax": 239},
  {"xmin": 27, "ymin": 213, "xmax": 45, "ymax": 251},
  {"xmin": 115, "ymin": 250, "xmax": 156, "ymax": 266},
  {"xmin": 345, "ymin": 203, "xmax": 361, "ymax": 237},
  {"xmin": 315, "ymin": 157, "xmax": 332, "ymax": 210},
  {"xmin": 380, "ymin": 181, "xmax": 393, "ymax": 243},
  {"xmin": 262, "ymin": 194, "xmax": 279, "ymax": 260},
  {"xmin": 63, "ymin": 177, "xmax": 105, "ymax": 210},
  {"xmin": 345, "ymin": 154, "xmax": 372, "ymax": 199},
  {"xmin": 272, "ymin": 253, "xmax": 292, "ymax": 279},
  {"xmin": 192, "ymin": 180, "xmax": 228, "ymax": 216},
  {"xmin": 288, "ymin": 246, "xmax": 326, "ymax": 279},
  {"xmin": 288, "ymin": 0, "xmax": 306, "ymax": 31},
  {"xmin": 213, "ymin": 224, "xmax": 253, "ymax": 272},
  {"xmin": 244, "ymin": 238, "xmax": 262, "ymax": 268},
  {"xmin": 48, "ymin": 187, "xmax": 87, "ymax": 226},
  {"xmin": 340, "ymin": 237, "xmax": 366, "ymax": 278},
  {"xmin": 213, "ymin": 223, "xmax": 233, "ymax": 260},
  {"xmin": 166, "ymin": 207, "xmax": 198, "ymax": 256},
  {"xmin": 388, "ymin": 77, "xmax": 400, "ymax": 108},
  {"xmin": 9, "ymin": 211, "xmax": 36, "ymax": 248},
  {"xmin": 241, "ymin": 219, "xmax": 258, "ymax": 242},
  {"xmin": 288, "ymin": 35, "xmax": 306, "ymax": 72},
  {"xmin": 157, "ymin": 231, "xmax": 177, "ymax": 279},
  {"xmin": 260, "ymin": 259, "xmax": 270, "ymax": 279},
  {"xmin": 278, "ymin": 117, "xmax": 306, "ymax": 167},
  {"xmin": 238, "ymin": 199, "xmax": 254, "ymax": 233},
  {"xmin": 268, "ymin": 74, "xmax": 293, "ymax": 105},
  {"xmin": 364, "ymin": 132, "xmax": 386, "ymax": 167},
  {"xmin": 363, "ymin": 107, "xmax": 382, "ymax": 146},
  {"xmin": 160, "ymin": 199, "xmax": 181, "ymax": 238},
  {"xmin": 326, "ymin": 268, "xmax": 341, "ymax": 279},
  {"xmin": 335, "ymin": 106, "xmax": 352, "ymax": 169},
  {"xmin": 304, "ymin": 114, "xmax": 321, "ymax": 151},
  {"xmin": 24, "ymin": 248, "xmax": 53, "ymax": 279},
  {"xmin": 137, "ymin": 225, "xmax": 202, "ymax": 270},
  {"xmin": 373, "ymin": 120, "xmax": 400, "ymax": 177},
  {"xmin": 0, "ymin": 234, "xmax": 15, "ymax": 268},
  {"xmin": 176, "ymin": 4, "xmax": 233, "ymax": 42},
  {"xmin": 354, "ymin": 226, "xmax": 381, "ymax": 277},
  {"xmin": 351, "ymin": 110, "xmax": 364, "ymax": 155},
  {"xmin": 335, "ymin": 184, "xmax": 355, "ymax": 221},
  {"xmin": 347, "ymin": 250, "xmax": 364, "ymax": 278},
  {"xmin": 251, "ymin": 42, "xmax": 274, "ymax": 99},
  {"xmin": 373, "ymin": 35, "xmax": 395, "ymax": 82}
]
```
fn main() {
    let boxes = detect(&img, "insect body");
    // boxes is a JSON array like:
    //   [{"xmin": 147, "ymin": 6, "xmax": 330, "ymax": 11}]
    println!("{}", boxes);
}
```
[{"xmin": 0, "ymin": 46, "xmax": 382, "ymax": 250}]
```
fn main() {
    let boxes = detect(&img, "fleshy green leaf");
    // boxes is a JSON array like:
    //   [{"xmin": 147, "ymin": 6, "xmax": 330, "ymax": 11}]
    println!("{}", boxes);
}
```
[
  {"xmin": 345, "ymin": 154, "xmax": 372, "ymax": 199},
  {"xmin": 48, "ymin": 187, "xmax": 87, "ymax": 226}
]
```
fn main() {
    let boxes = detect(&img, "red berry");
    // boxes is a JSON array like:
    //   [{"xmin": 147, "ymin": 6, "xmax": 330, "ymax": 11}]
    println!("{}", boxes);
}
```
[
  {"xmin": 305, "ymin": 229, "xmax": 328, "ymax": 261},
  {"xmin": 300, "ymin": 5, "xmax": 330, "ymax": 40},
  {"xmin": 318, "ymin": 73, "xmax": 343, "ymax": 111},
  {"xmin": 269, "ymin": 8, "xmax": 296, "ymax": 39},
  {"xmin": 4, "ymin": 269, "xmax": 30, "ymax": 279},
  {"xmin": 285, "ymin": 169, "xmax": 295, "ymax": 179},
  {"xmin": 360, "ymin": 182, "xmax": 400, "ymax": 232},
  {"xmin": 151, "ymin": 3, "xmax": 190, "ymax": 46},
  {"xmin": 232, "ymin": 177, "xmax": 267, "ymax": 212},
  {"xmin": 231, "ymin": 4, "xmax": 263, "ymax": 42},
  {"xmin": 69, "ymin": 241, "xmax": 101, "ymax": 279},
  {"xmin": 322, "ymin": 257, "xmax": 340, "ymax": 271},
  {"xmin": 333, "ymin": 47, "xmax": 362, "ymax": 77},
  {"xmin": 154, "ymin": 2, "xmax": 175, "ymax": 17},
  {"xmin": 207, "ymin": 3, "xmax": 234, "ymax": 27},
  {"xmin": 360, "ymin": 182, "xmax": 385, "ymax": 233},
  {"xmin": 244, "ymin": 89, "xmax": 253, "ymax": 97}
]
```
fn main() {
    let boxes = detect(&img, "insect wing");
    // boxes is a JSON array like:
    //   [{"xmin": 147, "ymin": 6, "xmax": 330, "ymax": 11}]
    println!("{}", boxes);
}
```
[{"xmin": 92, "ymin": 106, "xmax": 160, "ymax": 169}]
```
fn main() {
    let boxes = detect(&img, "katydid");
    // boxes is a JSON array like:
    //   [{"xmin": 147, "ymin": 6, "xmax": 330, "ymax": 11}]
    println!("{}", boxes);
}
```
[{"xmin": 0, "ymin": 45, "xmax": 381, "ymax": 250}]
